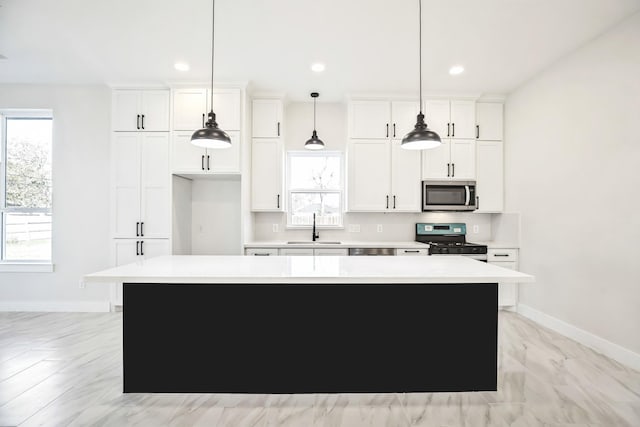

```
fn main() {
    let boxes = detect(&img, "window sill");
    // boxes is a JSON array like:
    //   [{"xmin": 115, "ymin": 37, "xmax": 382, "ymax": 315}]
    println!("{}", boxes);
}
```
[{"xmin": 0, "ymin": 263, "xmax": 54, "ymax": 273}]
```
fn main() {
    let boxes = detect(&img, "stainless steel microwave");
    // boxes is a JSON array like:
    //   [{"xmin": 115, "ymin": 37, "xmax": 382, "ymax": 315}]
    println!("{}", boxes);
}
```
[{"xmin": 422, "ymin": 180, "xmax": 477, "ymax": 211}]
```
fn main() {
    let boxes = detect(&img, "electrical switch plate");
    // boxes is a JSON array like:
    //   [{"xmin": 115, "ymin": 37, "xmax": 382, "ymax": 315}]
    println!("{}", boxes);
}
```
[
  {"xmin": 377, "ymin": 224, "xmax": 383, "ymax": 233},
  {"xmin": 473, "ymin": 225, "xmax": 479, "ymax": 233},
  {"xmin": 272, "ymin": 224, "xmax": 279, "ymax": 233},
  {"xmin": 348, "ymin": 224, "xmax": 360, "ymax": 233}
]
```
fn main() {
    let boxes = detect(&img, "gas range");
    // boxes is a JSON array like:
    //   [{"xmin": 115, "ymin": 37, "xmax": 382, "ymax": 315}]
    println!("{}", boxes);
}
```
[{"xmin": 415, "ymin": 223, "xmax": 488, "ymax": 260}]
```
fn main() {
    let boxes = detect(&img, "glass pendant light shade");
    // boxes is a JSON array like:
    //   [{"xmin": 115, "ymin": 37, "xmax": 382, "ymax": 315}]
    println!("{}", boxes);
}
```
[
  {"xmin": 401, "ymin": 0, "xmax": 441, "ymax": 150},
  {"xmin": 191, "ymin": 0, "xmax": 231, "ymax": 149},
  {"xmin": 305, "ymin": 92, "xmax": 325, "ymax": 150},
  {"xmin": 191, "ymin": 112, "xmax": 231, "ymax": 148},
  {"xmin": 401, "ymin": 113, "xmax": 441, "ymax": 150}
]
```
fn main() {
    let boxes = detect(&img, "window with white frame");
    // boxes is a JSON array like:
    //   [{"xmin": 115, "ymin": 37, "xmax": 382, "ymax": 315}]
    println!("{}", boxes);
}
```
[
  {"xmin": 287, "ymin": 151, "xmax": 343, "ymax": 228},
  {"xmin": 0, "ymin": 111, "xmax": 53, "ymax": 262}
]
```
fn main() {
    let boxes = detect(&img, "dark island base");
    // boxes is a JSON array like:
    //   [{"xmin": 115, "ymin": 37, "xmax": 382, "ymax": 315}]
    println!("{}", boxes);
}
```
[{"xmin": 123, "ymin": 283, "xmax": 498, "ymax": 393}]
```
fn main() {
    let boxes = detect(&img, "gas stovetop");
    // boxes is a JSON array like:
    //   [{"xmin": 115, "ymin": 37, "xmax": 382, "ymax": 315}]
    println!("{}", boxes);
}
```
[{"xmin": 415, "ymin": 223, "xmax": 488, "ymax": 256}]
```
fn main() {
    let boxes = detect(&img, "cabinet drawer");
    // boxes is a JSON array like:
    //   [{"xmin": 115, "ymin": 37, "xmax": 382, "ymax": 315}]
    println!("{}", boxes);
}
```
[
  {"xmin": 245, "ymin": 248, "xmax": 279, "ymax": 256},
  {"xmin": 395, "ymin": 248, "xmax": 428, "ymax": 256},
  {"xmin": 487, "ymin": 249, "xmax": 518, "ymax": 261}
]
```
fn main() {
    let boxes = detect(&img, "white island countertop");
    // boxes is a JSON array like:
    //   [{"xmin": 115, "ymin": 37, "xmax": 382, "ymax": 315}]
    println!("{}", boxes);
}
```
[{"xmin": 85, "ymin": 255, "xmax": 534, "ymax": 285}]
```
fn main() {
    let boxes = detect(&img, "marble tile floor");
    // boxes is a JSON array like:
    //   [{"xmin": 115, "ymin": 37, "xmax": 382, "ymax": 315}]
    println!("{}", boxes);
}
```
[{"xmin": 0, "ymin": 311, "xmax": 638, "ymax": 427}]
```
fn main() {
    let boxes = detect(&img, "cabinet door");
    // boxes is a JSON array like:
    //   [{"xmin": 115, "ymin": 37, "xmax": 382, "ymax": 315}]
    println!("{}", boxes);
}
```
[
  {"xmin": 450, "ymin": 139, "xmax": 476, "ymax": 180},
  {"xmin": 423, "ymin": 100, "xmax": 450, "ymax": 138},
  {"xmin": 172, "ymin": 131, "xmax": 207, "ymax": 173},
  {"xmin": 140, "ymin": 133, "xmax": 170, "ymax": 238},
  {"xmin": 476, "ymin": 141, "xmax": 504, "ymax": 212},
  {"xmin": 113, "ymin": 90, "xmax": 141, "ymax": 131},
  {"xmin": 140, "ymin": 239, "xmax": 170, "ymax": 259},
  {"xmin": 112, "ymin": 133, "xmax": 141, "ymax": 237},
  {"xmin": 391, "ymin": 139, "xmax": 421, "ymax": 211},
  {"xmin": 348, "ymin": 139, "xmax": 390, "ymax": 211},
  {"xmin": 112, "ymin": 239, "xmax": 140, "ymax": 306},
  {"xmin": 251, "ymin": 138, "xmax": 284, "ymax": 211},
  {"xmin": 140, "ymin": 90, "xmax": 170, "ymax": 131},
  {"xmin": 252, "ymin": 99, "xmax": 282, "ymax": 138},
  {"xmin": 212, "ymin": 89, "xmax": 241, "ymax": 131},
  {"xmin": 421, "ymin": 139, "xmax": 451, "ymax": 180},
  {"xmin": 450, "ymin": 100, "xmax": 476, "ymax": 139},
  {"xmin": 491, "ymin": 261, "xmax": 518, "ymax": 307},
  {"xmin": 349, "ymin": 101, "xmax": 390, "ymax": 139},
  {"xmin": 208, "ymin": 131, "xmax": 241, "ymax": 173},
  {"xmin": 173, "ymin": 88, "xmax": 208, "ymax": 131},
  {"xmin": 280, "ymin": 248, "xmax": 314, "ymax": 256},
  {"xmin": 476, "ymin": 102, "xmax": 503, "ymax": 141},
  {"xmin": 390, "ymin": 101, "xmax": 419, "ymax": 138}
]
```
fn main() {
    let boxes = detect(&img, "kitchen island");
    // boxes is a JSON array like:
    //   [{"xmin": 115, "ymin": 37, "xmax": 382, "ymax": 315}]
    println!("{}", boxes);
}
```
[{"xmin": 85, "ymin": 255, "xmax": 534, "ymax": 394}]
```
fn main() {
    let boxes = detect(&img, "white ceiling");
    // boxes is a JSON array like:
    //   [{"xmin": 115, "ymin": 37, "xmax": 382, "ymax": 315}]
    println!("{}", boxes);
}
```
[{"xmin": 1, "ymin": 0, "xmax": 639, "ymax": 101}]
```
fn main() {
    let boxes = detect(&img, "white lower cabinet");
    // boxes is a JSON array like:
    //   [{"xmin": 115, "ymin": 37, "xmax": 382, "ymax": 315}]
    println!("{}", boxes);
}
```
[
  {"xmin": 488, "ymin": 248, "xmax": 519, "ymax": 308},
  {"xmin": 111, "ymin": 238, "xmax": 170, "ymax": 307},
  {"xmin": 245, "ymin": 247, "xmax": 349, "ymax": 256},
  {"xmin": 279, "ymin": 248, "xmax": 315, "ymax": 256},
  {"xmin": 245, "ymin": 248, "xmax": 279, "ymax": 256},
  {"xmin": 395, "ymin": 248, "xmax": 428, "ymax": 256},
  {"xmin": 313, "ymin": 248, "xmax": 349, "ymax": 256}
]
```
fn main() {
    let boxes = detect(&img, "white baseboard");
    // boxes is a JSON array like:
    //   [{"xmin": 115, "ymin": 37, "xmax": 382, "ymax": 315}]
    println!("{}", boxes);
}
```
[
  {"xmin": 517, "ymin": 304, "xmax": 640, "ymax": 372},
  {"xmin": 0, "ymin": 300, "xmax": 111, "ymax": 313}
]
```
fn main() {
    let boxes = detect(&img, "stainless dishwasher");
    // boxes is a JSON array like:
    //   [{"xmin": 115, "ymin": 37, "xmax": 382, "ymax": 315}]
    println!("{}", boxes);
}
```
[{"xmin": 348, "ymin": 248, "xmax": 395, "ymax": 256}]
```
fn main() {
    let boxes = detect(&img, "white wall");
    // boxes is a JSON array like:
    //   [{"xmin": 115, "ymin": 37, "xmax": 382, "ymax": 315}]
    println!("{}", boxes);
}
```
[
  {"xmin": 505, "ymin": 13, "xmax": 640, "ymax": 356},
  {"xmin": 0, "ymin": 84, "xmax": 111, "ymax": 311},
  {"xmin": 253, "ymin": 101, "xmax": 494, "ymax": 243}
]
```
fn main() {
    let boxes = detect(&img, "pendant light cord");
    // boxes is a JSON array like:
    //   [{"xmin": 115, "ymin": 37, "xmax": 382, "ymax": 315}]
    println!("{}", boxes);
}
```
[
  {"xmin": 313, "ymin": 97, "xmax": 317, "ymax": 131},
  {"xmin": 418, "ymin": 0, "xmax": 423, "ymax": 114},
  {"xmin": 210, "ymin": 0, "xmax": 215, "ymax": 113}
]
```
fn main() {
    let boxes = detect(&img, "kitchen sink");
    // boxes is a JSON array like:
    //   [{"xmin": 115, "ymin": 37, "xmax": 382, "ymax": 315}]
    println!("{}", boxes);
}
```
[{"xmin": 286, "ymin": 241, "xmax": 341, "ymax": 244}]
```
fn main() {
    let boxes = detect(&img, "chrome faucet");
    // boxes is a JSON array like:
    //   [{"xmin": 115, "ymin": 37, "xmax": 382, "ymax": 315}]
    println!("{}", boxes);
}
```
[{"xmin": 312, "ymin": 213, "xmax": 319, "ymax": 242}]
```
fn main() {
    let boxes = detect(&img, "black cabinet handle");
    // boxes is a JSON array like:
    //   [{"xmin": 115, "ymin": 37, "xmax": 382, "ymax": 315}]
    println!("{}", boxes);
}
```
[
  {"xmin": 201, "ymin": 155, "xmax": 205, "ymax": 170},
  {"xmin": 447, "ymin": 163, "xmax": 451, "ymax": 177},
  {"xmin": 140, "ymin": 222, "xmax": 144, "ymax": 237},
  {"xmin": 277, "ymin": 122, "xmax": 280, "ymax": 136},
  {"xmin": 140, "ymin": 241, "xmax": 144, "ymax": 256},
  {"xmin": 404, "ymin": 250, "xmax": 420, "ymax": 253},
  {"xmin": 141, "ymin": 114, "xmax": 145, "ymax": 130},
  {"xmin": 476, "ymin": 196, "xmax": 480, "ymax": 210},
  {"xmin": 393, "ymin": 195, "xmax": 396, "ymax": 209},
  {"xmin": 386, "ymin": 195, "xmax": 389, "ymax": 209},
  {"xmin": 476, "ymin": 125, "xmax": 480, "ymax": 139},
  {"xmin": 136, "ymin": 222, "xmax": 140, "ymax": 237},
  {"xmin": 207, "ymin": 155, "xmax": 210, "ymax": 170},
  {"xmin": 393, "ymin": 123, "xmax": 396, "ymax": 138},
  {"xmin": 452, "ymin": 123, "xmax": 455, "ymax": 137},
  {"xmin": 202, "ymin": 113, "xmax": 205, "ymax": 128},
  {"xmin": 494, "ymin": 254, "xmax": 510, "ymax": 257},
  {"xmin": 386, "ymin": 123, "xmax": 389, "ymax": 138},
  {"xmin": 136, "ymin": 115, "xmax": 140, "ymax": 130},
  {"xmin": 136, "ymin": 241, "xmax": 140, "ymax": 256},
  {"xmin": 277, "ymin": 194, "xmax": 280, "ymax": 209},
  {"xmin": 452, "ymin": 163, "xmax": 455, "ymax": 177},
  {"xmin": 447, "ymin": 123, "xmax": 450, "ymax": 137}
]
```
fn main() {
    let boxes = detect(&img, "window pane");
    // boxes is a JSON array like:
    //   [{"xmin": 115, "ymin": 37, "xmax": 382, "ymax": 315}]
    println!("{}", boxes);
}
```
[
  {"xmin": 289, "ymin": 156, "xmax": 340, "ymax": 190},
  {"xmin": 4, "ymin": 212, "xmax": 52, "ymax": 260},
  {"xmin": 290, "ymin": 193, "xmax": 341, "ymax": 226},
  {"xmin": 5, "ymin": 118, "xmax": 53, "ymax": 209}
]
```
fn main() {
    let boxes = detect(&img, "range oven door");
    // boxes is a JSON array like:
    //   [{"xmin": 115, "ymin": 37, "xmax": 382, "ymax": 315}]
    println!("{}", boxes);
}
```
[{"xmin": 422, "ymin": 180, "xmax": 476, "ymax": 211}]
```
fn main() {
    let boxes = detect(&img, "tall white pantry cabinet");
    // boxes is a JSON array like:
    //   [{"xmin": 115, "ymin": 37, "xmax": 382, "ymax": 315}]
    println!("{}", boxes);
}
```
[{"xmin": 110, "ymin": 89, "xmax": 171, "ymax": 307}]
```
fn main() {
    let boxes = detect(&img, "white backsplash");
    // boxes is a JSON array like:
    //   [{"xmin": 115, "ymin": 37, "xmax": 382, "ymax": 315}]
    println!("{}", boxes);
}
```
[{"xmin": 253, "ymin": 212, "xmax": 493, "ymax": 243}]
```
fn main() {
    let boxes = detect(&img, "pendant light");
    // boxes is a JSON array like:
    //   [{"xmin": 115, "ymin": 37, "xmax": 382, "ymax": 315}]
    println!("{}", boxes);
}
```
[
  {"xmin": 191, "ymin": 0, "xmax": 231, "ymax": 149},
  {"xmin": 401, "ymin": 0, "xmax": 441, "ymax": 150},
  {"xmin": 305, "ymin": 92, "xmax": 325, "ymax": 150}
]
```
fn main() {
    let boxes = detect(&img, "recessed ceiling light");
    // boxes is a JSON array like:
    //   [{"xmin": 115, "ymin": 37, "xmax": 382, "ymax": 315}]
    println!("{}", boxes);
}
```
[
  {"xmin": 449, "ymin": 65, "xmax": 464, "ymax": 75},
  {"xmin": 311, "ymin": 63, "xmax": 326, "ymax": 73},
  {"xmin": 174, "ymin": 62, "xmax": 190, "ymax": 72}
]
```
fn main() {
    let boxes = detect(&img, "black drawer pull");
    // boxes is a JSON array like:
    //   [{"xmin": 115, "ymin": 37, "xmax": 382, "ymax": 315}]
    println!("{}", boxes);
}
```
[{"xmin": 494, "ymin": 254, "xmax": 510, "ymax": 257}]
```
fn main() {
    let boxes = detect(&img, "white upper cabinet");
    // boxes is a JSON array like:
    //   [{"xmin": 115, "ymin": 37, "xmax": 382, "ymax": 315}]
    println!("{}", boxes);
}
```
[
  {"xmin": 476, "ymin": 102, "xmax": 504, "ymax": 141},
  {"xmin": 349, "ymin": 100, "xmax": 391, "ymax": 139},
  {"xmin": 391, "ymin": 101, "xmax": 420, "ymax": 138},
  {"xmin": 348, "ymin": 139, "xmax": 391, "ymax": 211},
  {"xmin": 112, "ymin": 132, "xmax": 169, "ymax": 238},
  {"xmin": 252, "ymin": 99, "xmax": 283, "ymax": 138},
  {"xmin": 422, "ymin": 139, "xmax": 476, "ymax": 180},
  {"xmin": 173, "ymin": 88, "xmax": 241, "ymax": 132},
  {"xmin": 390, "ymin": 139, "xmax": 422, "ymax": 211},
  {"xmin": 423, "ymin": 99, "xmax": 475, "ymax": 140},
  {"xmin": 475, "ymin": 140, "xmax": 504, "ymax": 212},
  {"xmin": 113, "ymin": 90, "xmax": 170, "ymax": 132},
  {"xmin": 172, "ymin": 131, "xmax": 240, "ymax": 174},
  {"xmin": 251, "ymin": 138, "xmax": 284, "ymax": 211}
]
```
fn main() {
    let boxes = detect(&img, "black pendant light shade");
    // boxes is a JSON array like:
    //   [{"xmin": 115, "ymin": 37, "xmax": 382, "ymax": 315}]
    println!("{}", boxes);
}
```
[
  {"xmin": 305, "ymin": 92, "xmax": 325, "ymax": 150},
  {"xmin": 401, "ymin": 0, "xmax": 441, "ymax": 150},
  {"xmin": 191, "ymin": 0, "xmax": 231, "ymax": 149}
]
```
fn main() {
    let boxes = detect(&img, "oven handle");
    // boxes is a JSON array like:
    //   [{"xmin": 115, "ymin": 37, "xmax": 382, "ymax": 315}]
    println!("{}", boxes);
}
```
[{"xmin": 465, "ymin": 186, "xmax": 471, "ymax": 205}]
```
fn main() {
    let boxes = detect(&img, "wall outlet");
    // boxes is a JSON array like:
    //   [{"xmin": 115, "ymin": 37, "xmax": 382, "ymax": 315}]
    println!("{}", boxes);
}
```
[
  {"xmin": 348, "ymin": 224, "xmax": 360, "ymax": 233},
  {"xmin": 376, "ymin": 224, "xmax": 383, "ymax": 233},
  {"xmin": 272, "ymin": 224, "xmax": 279, "ymax": 233},
  {"xmin": 78, "ymin": 279, "xmax": 85, "ymax": 289},
  {"xmin": 473, "ymin": 225, "xmax": 480, "ymax": 234}
]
